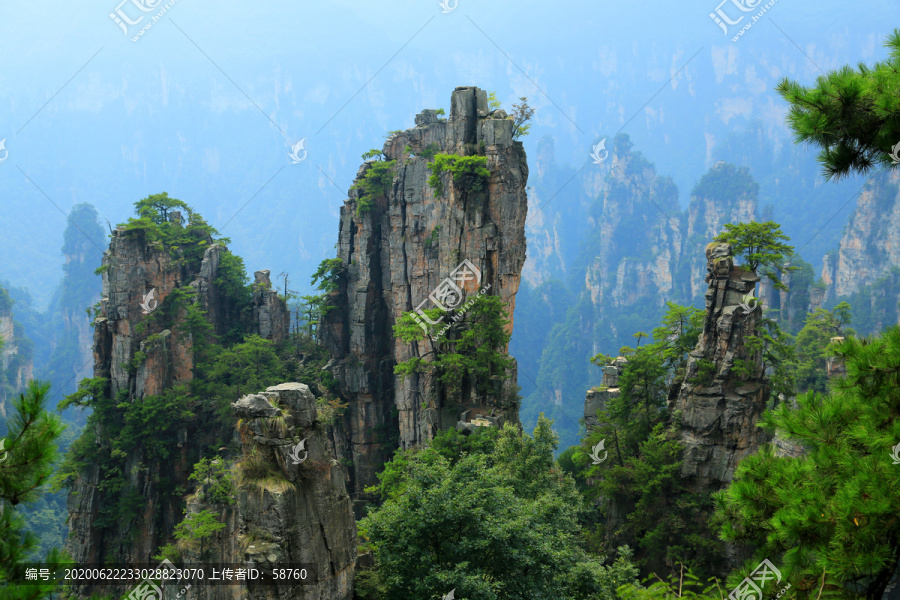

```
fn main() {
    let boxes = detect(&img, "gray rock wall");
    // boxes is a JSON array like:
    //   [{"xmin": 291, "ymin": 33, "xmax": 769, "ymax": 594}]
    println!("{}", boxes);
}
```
[{"xmin": 320, "ymin": 86, "xmax": 528, "ymax": 506}]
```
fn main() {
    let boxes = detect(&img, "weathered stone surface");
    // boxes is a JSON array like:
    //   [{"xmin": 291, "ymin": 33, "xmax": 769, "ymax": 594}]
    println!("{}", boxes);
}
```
[
  {"xmin": 233, "ymin": 393, "xmax": 281, "ymax": 419},
  {"xmin": 180, "ymin": 384, "xmax": 356, "ymax": 600},
  {"xmin": 672, "ymin": 243, "xmax": 768, "ymax": 491},
  {"xmin": 822, "ymin": 169, "xmax": 900, "ymax": 300},
  {"xmin": 0, "ymin": 300, "xmax": 33, "ymax": 419},
  {"xmin": 66, "ymin": 215, "xmax": 290, "ymax": 596},
  {"xmin": 584, "ymin": 356, "xmax": 627, "ymax": 430},
  {"xmin": 252, "ymin": 270, "xmax": 289, "ymax": 342},
  {"xmin": 320, "ymin": 86, "xmax": 527, "ymax": 507}
]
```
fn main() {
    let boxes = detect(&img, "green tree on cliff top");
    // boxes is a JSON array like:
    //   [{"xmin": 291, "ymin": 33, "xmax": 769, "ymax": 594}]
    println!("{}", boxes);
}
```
[{"xmin": 713, "ymin": 221, "xmax": 794, "ymax": 291}]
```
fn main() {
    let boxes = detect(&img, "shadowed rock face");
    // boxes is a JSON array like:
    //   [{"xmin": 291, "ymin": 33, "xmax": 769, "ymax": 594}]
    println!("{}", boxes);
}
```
[
  {"xmin": 66, "ymin": 219, "xmax": 289, "ymax": 596},
  {"xmin": 671, "ymin": 242, "xmax": 768, "ymax": 492},
  {"xmin": 319, "ymin": 86, "xmax": 528, "ymax": 507}
]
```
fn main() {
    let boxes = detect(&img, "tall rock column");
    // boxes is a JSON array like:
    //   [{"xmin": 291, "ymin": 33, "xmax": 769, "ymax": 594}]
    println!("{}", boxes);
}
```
[
  {"xmin": 66, "ymin": 216, "xmax": 289, "ymax": 593},
  {"xmin": 320, "ymin": 86, "xmax": 528, "ymax": 506},
  {"xmin": 672, "ymin": 242, "xmax": 768, "ymax": 492}
]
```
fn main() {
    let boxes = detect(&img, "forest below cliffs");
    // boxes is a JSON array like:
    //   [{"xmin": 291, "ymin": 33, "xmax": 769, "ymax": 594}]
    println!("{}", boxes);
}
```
[{"xmin": 2, "ymin": 25, "xmax": 900, "ymax": 600}]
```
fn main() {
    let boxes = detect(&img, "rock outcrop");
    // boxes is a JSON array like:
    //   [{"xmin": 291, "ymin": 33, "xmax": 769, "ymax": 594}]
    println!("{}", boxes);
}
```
[
  {"xmin": 320, "ymin": 86, "xmax": 528, "ymax": 506},
  {"xmin": 66, "ymin": 217, "xmax": 290, "ymax": 594},
  {"xmin": 671, "ymin": 243, "xmax": 768, "ymax": 491},
  {"xmin": 822, "ymin": 169, "xmax": 900, "ymax": 299},
  {"xmin": 182, "ymin": 382, "xmax": 355, "ymax": 600},
  {"xmin": 668, "ymin": 242, "xmax": 768, "ymax": 570},
  {"xmin": 583, "ymin": 356, "xmax": 627, "ymax": 430},
  {"xmin": 0, "ymin": 289, "xmax": 33, "ymax": 418}
]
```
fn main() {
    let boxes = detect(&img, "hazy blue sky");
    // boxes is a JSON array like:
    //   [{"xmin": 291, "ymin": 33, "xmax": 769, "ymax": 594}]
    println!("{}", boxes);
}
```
[{"xmin": 1, "ymin": 0, "xmax": 894, "ymax": 307}]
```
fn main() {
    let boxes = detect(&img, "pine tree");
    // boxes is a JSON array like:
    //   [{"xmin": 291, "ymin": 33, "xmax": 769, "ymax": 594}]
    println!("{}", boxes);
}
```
[
  {"xmin": 0, "ymin": 380, "xmax": 71, "ymax": 600},
  {"xmin": 776, "ymin": 29, "xmax": 900, "ymax": 180},
  {"xmin": 715, "ymin": 326, "xmax": 900, "ymax": 599},
  {"xmin": 713, "ymin": 221, "xmax": 795, "ymax": 291}
]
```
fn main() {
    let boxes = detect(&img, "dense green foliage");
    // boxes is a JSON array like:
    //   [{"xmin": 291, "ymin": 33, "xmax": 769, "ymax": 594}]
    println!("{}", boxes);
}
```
[
  {"xmin": 0, "ymin": 381, "xmax": 72, "ymax": 600},
  {"xmin": 394, "ymin": 295, "xmax": 517, "ymax": 407},
  {"xmin": 122, "ymin": 192, "xmax": 229, "ymax": 272},
  {"xmin": 426, "ymin": 153, "xmax": 491, "ymax": 196},
  {"xmin": 691, "ymin": 162, "xmax": 758, "ymax": 207},
  {"xmin": 51, "ymin": 201, "xmax": 308, "ymax": 546},
  {"xmin": 358, "ymin": 418, "xmax": 640, "ymax": 600},
  {"xmin": 776, "ymin": 28, "xmax": 900, "ymax": 180},
  {"xmin": 569, "ymin": 302, "xmax": 718, "ymax": 576},
  {"xmin": 716, "ymin": 326, "xmax": 900, "ymax": 599},
  {"xmin": 351, "ymin": 160, "xmax": 397, "ymax": 215},
  {"xmin": 793, "ymin": 304, "xmax": 852, "ymax": 393}
]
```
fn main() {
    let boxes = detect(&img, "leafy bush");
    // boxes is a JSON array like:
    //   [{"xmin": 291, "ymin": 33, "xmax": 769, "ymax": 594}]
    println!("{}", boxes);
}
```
[
  {"xmin": 350, "ymin": 160, "xmax": 396, "ymax": 215},
  {"xmin": 359, "ymin": 418, "xmax": 640, "ymax": 600},
  {"xmin": 426, "ymin": 153, "xmax": 490, "ymax": 196},
  {"xmin": 394, "ymin": 295, "xmax": 515, "ymax": 402},
  {"xmin": 188, "ymin": 457, "xmax": 235, "ymax": 505}
]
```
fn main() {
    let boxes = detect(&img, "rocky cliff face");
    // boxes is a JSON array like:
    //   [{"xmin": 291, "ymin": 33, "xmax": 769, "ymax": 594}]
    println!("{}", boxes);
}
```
[
  {"xmin": 583, "ymin": 356, "xmax": 627, "ymax": 430},
  {"xmin": 320, "ymin": 86, "xmax": 528, "ymax": 505},
  {"xmin": 178, "ymin": 382, "xmax": 356, "ymax": 600},
  {"xmin": 669, "ymin": 242, "xmax": 768, "ymax": 569},
  {"xmin": 671, "ymin": 243, "xmax": 768, "ymax": 491},
  {"xmin": 581, "ymin": 149, "xmax": 758, "ymax": 334},
  {"xmin": 67, "ymin": 217, "xmax": 290, "ymax": 588},
  {"xmin": 583, "ymin": 136, "xmax": 682, "ymax": 313},
  {"xmin": 0, "ymin": 292, "xmax": 33, "ymax": 419},
  {"xmin": 822, "ymin": 169, "xmax": 900, "ymax": 299}
]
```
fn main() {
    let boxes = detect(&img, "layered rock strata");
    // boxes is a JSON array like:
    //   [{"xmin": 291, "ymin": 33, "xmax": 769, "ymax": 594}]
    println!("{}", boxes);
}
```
[
  {"xmin": 671, "ymin": 243, "xmax": 768, "ymax": 491},
  {"xmin": 320, "ymin": 86, "xmax": 528, "ymax": 506},
  {"xmin": 67, "ymin": 217, "xmax": 289, "ymax": 593}
]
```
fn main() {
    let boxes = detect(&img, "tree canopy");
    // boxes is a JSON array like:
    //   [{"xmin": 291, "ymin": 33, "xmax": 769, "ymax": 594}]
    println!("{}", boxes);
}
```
[
  {"xmin": 713, "ymin": 221, "xmax": 794, "ymax": 290},
  {"xmin": 716, "ymin": 326, "xmax": 900, "ymax": 599},
  {"xmin": 358, "ymin": 418, "xmax": 640, "ymax": 600},
  {"xmin": 776, "ymin": 28, "xmax": 900, "ymax": 180}
]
